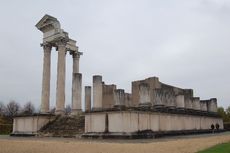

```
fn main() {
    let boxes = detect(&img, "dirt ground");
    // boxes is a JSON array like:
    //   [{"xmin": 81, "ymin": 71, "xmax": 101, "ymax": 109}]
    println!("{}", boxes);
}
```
[{"xmin": 0, "ymin": 132, "xmax": 230, "ymax": 153}]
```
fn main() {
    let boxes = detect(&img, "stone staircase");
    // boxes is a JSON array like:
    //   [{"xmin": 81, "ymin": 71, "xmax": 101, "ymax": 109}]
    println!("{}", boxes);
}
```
[{"xmin": 39, "ymin": 114, "xmax": 85, "ymax": 137}]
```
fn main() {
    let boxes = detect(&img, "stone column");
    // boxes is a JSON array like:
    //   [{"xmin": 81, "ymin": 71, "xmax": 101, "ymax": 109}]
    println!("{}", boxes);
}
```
[
  {"xmin": 176, "ymin": 95, "xmax": 185, "ymax": 109},
  {"xmin": 124, "ymin": 93, "xmax": 132, "ymax": 107},
  {"xmin": 185, "ymin": 97, "xmax": 193, "ymax": 109},
  {"xmin": 40, "ymin": 44, "xmax": 52, "ymax": 113},
  {"xmin": 208, "ymin": 98, "xmax": 217, "ymax": 112},
  {"xmin": 139, "ymin": 83, "xmax": 151, "ymax": 107},
  {"xmin": 55, "ymin": 40, "xmax": 67, "ymax": 114},
  {"xmin": 72, "ymin": 52, "xmax": 80, "ymax": 73},
  {"xmin": 85, "ymin": 86, "xmax": 91, "ymax": 112},
  {"xmin": 211, "ymin": 98, "xmax": 217, "ymax": 112},
  {"xmin": 114, "ymin": 89, "xmax": 125, "ymax": 107},
  {"xmin": 92, "ymin": 75, "xmax": 102, "ymax": 110},
  {"xmin": 71, "ymin": 73, "xmax": 82, "ymax": 114},
  {"xmin": 192, "ymin": 97, "xmax": 200, "ymax": 110},
  {"xmin": 200, "ymin": 100, "xmax": 208, "ymax": 111}
]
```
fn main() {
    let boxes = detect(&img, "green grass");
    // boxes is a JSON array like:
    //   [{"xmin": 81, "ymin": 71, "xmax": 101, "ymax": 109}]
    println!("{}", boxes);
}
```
[{"xmin": 197, "ymin": 142, "xmax": 230, "ymax": 153}]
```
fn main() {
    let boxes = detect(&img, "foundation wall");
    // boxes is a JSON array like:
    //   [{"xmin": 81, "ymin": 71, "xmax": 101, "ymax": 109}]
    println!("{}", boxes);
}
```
[
  {"xmin": 12, "ymin": 115, "xmax": 54, "ymax": 134},
  {"xmin": 85, "ymin": 111, "xmax": 223, "ymax": 133},
  {"xmin": 85, "ymin": 113, "xmax": 106, "ymax": 133}
]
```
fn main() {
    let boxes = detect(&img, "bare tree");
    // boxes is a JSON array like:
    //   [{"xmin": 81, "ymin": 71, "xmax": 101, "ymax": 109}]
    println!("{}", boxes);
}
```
[
  {"xmin": 65, "ymin": 105, "xmax": 71, "ymax": 115},
  {"xmin": 0, "ymin": 102, "xmax": 6, "ymax": 116},
  {"xmin": 5, "ymin": 100, "xmax": 20, "ymax": 119},
  {"xmin": 22, "ymin": 102, "xmax": 35, "ymax": 115}
]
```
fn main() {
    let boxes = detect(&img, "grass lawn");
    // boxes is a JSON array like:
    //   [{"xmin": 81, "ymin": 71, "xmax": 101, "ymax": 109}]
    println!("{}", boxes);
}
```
[{"xmin": 197, "ymin": 142, "xmax": 230, "ymax": 153}]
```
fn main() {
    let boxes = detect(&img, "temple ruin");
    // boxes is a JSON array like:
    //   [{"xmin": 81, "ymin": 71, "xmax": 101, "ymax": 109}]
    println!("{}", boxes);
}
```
[{"xmin": 12, "ymin": 15, "xmax": 224, "ymax": 138}]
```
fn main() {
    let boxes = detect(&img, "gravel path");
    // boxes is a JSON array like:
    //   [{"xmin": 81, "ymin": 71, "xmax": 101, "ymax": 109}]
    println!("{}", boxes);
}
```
[{"xmin": 0, "ymin": 132, "xmax": 230, "ymax": 153}]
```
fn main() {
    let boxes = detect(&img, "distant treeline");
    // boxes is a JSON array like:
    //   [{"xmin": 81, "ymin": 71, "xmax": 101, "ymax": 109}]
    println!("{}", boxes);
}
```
[
  {"xmin": 0, "ymin": 101, "xmax": 73, "ymax": 121},
  {"xmin": 0, "ymin": 101, "xmax": 36, "ymax": 121},
  {"xmin": 217, "ymin": 107, "xmax": 230, "ymax": 122}
]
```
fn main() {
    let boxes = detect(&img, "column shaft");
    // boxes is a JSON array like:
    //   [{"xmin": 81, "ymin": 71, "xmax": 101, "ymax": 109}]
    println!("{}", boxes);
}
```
[
  {"xmin": 139, "ymin": 83, "xmax": 151, "ymax": 107},
  {"xmin": 114, "ymin": 89, "xmax": 125, "ymax": 106},
  {"xmin": 85, "ymin": 86, "xmax": 91, "ymax": 112},
  {"xmin": 41, "ymin": 45, "xmax": 51, "ymax": 113},
  {"xmin": 55, "ymin": 41, "xmax": 66, "ymax": 114},
  {"xmin": 72, "ymin": 73, "xmax": 82, "ymax": 114},
  {"xmin": 176, "ymin": 95, "xmax": 185, "ymax": 108},
  {"xmin": 72, "ymin": 53, "xmax": 80, "ymax": 73},
  {"xmin": 93, "ymin": 75, "xmax": 102, "ymax": 110}
]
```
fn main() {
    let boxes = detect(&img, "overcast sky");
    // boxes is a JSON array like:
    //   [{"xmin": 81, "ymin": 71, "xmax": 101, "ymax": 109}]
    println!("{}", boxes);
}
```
[{"xmin": 0, "ymin": 0, "xmax": 229, "ymax": 109}]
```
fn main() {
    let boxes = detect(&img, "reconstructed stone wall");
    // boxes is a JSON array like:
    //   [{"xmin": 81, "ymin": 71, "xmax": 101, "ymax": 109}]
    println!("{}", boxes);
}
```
[
  {"xmin": 124, "ymin": 93, "xmax": 132, "ymax": 107},
  {"xmin": 130, "ymin": 77, "xmax": 218, "ymax": 113},
  {"xmin": 132, "ymin": 77, "xmax": 161, "ymax": 107},
  {"xmin": 85, "ymin": 111, "xmax": 223, "ymax": 133},
  {"xmin": 12, "ymin": 115, "xmax": 54, "ymax": 134},
  {"xmin": 85, "ymin": 113, "xmax": 106, "ymax": 133},
  {"xmin": 102, "ymin": 84, "xmax": 116, "ymax": 108}
]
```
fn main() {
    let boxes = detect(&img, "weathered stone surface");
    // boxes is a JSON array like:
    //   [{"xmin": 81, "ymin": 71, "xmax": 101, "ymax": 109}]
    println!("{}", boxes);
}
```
[
  {"xmin": 40, "ymin": 44, "xmax": 52, "ymax": 113},
  {"xmin": 12, "ymin": 115, "xmax": 55, "ymax": 135},
  {"xmin": 200, "ymin": 100, "xmax": 208, "ymax": 111},
  {"xmin": 93, "ymin": 75, "xmax": 103, "ymax": 110},
  {"xmin": 139, "ymin": 83, "xmax": 151, "ymax": 106},
  {"xmin": 85, "ymin": 86, "xmax": 91, "ymax": 112},
  {"xmin": 71, "ymin": 73, "xmax": 82, "ymax": 114},
  {"xmin": 55, "ymin": 40, "xmax": 67, "ymax": 115},
  {"xmin": 192, "ymin": 97, "xmax": 201, "ymax": 110},
  {"xmin": 114, "ymin": 89, "xmax": 125, "ymax": 107},
  {"xmin": 124, "ymin": 93, "xmax": 132, "ymax": 107},
  {"xmin": 85, "ymin": 113, "xmax": 106, "ymax": 133},
  {"xmin": 207, "ymin": 98, "xmax": 218, "ymax": 112},
  {"xmin": 102, "ymin": 84, "xmax": 116, "ymax": 108},
  {"xmin": 176, "ymin": 95, "xmax": 185, "ymax": 108},
  {"xmin": 85, "ymin": 111, "xmax": 223, "ymax": 133}
]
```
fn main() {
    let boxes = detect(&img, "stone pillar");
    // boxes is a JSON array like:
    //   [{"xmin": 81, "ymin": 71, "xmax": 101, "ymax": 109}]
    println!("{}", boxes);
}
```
[
  {"xmin": 40, "ymin": 44, "xmax": 52, "ymax": 113},
  {"xmin": 71, "ymin": 73, "xmax": 82, "ymax": 114},
  {"xmin": 92, "ymin": 75, "xmax": 103, "ymax": 110},
  {"xmin": 72, "ymin": 52, "xmax": 80, "ymax": 73},
  {"xmin": 212, "ymin": 98, "xmax": 217, "ymax": 112},
  {"xmin": 208, "ymin": 98, "xmax": 217, "ymax": 112},
  {"xmin": 85, "ymin": 86, "xmax": 91, "ymax": 112},
  {"xmin": 114, "ymin": 89, "xmax": 125, "ymax": 107},
  {"xmin": 192, "ymin": 97, "xmax": 200, "ymax": 110},
  {"xmin": 124, "ymin": 93, "xmax": 132, "ymax": 107},
  {"xmin": 55, "ymin": 40, "xmax": 67, "ymax": 114},
  {"xmin": 153, "ymin": 89, "xmax": 164, "ymax": 107},
  {"xmin": 200, "ymin": 100, "xmax": 208, "ymax": 111},
  {"xmin": 139, "ymin": 83, "xmax": 151, "ymax": 107},
  {"xmin": 184, "ymin": 97, "xmax": 193, "ymax": 109},
  {"xmin": 176, "ymin": 95, "xmax": 185, "ymax": 109}
]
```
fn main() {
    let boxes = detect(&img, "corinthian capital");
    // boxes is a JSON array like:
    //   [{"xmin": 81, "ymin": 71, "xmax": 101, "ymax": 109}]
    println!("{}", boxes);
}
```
[{"xmin": 55, "ymin": 38, "xmax": 68, "ymax": 47}]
